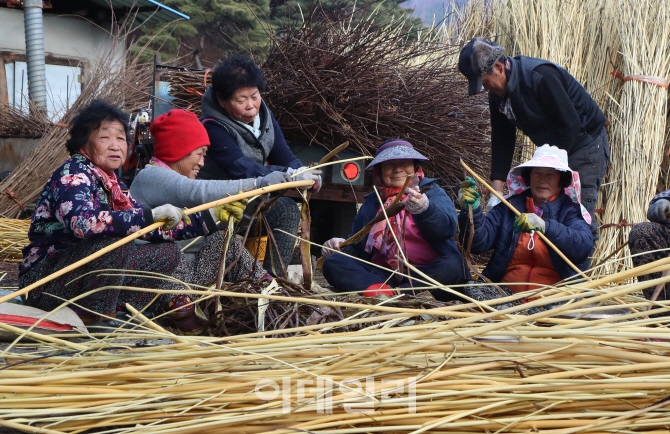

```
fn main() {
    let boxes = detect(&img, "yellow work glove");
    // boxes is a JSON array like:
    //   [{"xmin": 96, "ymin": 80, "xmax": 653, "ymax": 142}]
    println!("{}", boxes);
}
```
[
  {"xmin": 151, "ymin": 205, "xmax": 191, "ymax": 231},
  {"xmin": 458, "ymin": 177, "xmax": 480, "ymax": 209},
  {"xmin": 212, "ymin": 192, "xmax": 248, "ymax": 224},
  {"xmin": 513, "ymin": 213, "xmax": 546, "ymax": 233}
]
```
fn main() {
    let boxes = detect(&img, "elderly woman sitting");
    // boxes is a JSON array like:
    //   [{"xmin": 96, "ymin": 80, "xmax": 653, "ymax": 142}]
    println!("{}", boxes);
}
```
[
  {"xmin": 321, "ymin": 140, "xmax": 468, "ymax": 299},
  {"xmin": 458, "ymin": 145, "xmax": 593, "ymax": 301},
  {"xmin": 130, "ymin": 109, "xmax": 292, "ymax": 285},
  {"xmin": 19, "ymin": 100, "xmax": 211, "ymax": 332},
  {"xmin": 628, "ymin": 191, "xmax": 670, "ymax": 305},
  {"xmin": 199, "ymin": 56, "xmax": 321, "ymax": 276}
]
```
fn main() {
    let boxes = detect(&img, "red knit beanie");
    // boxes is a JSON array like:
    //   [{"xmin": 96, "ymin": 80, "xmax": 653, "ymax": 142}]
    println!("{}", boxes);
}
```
[{"xmin": 150, "ymin": 109, "xmax": 210, "ymax": 162}]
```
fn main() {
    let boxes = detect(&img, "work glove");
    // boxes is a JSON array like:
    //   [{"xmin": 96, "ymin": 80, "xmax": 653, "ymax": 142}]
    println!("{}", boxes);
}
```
[
  {"xmin": 648, "ymin": 199, "xmax": 670, "ymax": 224},
  {"xmin": 513, "ymin": 213, "xmax": 546, "ymax": 233},
  {"xmin": 486, "ymin": 192, "xmax": 503, "ymax": 212},
  {"xmin": 255, "ymin": 171, "xmax": 291, "ymax": 188},
  {"xmin": 458, "ymin": 177, "xmax": 480, "ymax": 209},
  {"xmin": 322, "ymin": 237, "xmax": 345, "ymax": 257},
  {"xmin": 210, "ymin": 192, "xmax": 248, "ymax": 224},
  {"xmin": 152, "ymin": 204, "xmax": 191, "ymax": 231},
  {"xmin": 287, "ymin": 166, "xmax": 323, "ymax": 193},
  {"xmin": 404, "ymin": 187, "xmax": 429, "ymax": 214}
]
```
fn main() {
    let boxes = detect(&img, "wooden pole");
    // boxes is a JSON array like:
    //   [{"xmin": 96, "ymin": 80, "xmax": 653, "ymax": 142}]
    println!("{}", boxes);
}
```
[
  {"xmin": 0, "ymin": 180, "xmax": 313, "ymax": 305},
  {"xmin": 460, "ymin": 159, "xmax": 590, "ymax": 281}
]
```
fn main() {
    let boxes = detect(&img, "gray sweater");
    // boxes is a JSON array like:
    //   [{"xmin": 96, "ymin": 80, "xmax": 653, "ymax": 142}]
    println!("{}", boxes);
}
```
[{"xmin": 130, "ymin": 165, "xmax": 255, "ymax": 209}]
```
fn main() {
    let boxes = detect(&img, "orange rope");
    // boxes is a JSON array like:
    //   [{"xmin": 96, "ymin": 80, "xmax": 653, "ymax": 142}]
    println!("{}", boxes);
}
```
[{"xmin": 611, "ymin": 70, "xmax": 669, "ymax": 89}]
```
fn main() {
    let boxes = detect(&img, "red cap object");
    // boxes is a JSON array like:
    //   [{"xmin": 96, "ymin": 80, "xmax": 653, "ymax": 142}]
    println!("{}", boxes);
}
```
[
  {"xmin": 150, "ymin": 109, "xmax": 210, "ymax": 162},
  {"xmin": 362, "ymin": 283, "xmax": 395, "ymax": 297}
]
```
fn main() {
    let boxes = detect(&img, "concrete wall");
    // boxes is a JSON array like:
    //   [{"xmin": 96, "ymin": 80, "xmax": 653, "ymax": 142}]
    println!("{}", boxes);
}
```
[
  {"xmin": 0, "ymin": 7, "xmax": 124, "ymax": 63},
  {"xmin": 0, "ymin": 136, "xmax": 41, "ymax": 174}
]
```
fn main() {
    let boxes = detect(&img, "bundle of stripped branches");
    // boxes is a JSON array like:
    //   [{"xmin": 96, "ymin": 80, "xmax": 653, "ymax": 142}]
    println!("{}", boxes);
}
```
[
  {"xmin": 165, "ymin": 4, "xmax": 492, "ymax": 184},
  {"xmin": 0, "ymin": 103, "xmax": 50, "ymax": 136}
]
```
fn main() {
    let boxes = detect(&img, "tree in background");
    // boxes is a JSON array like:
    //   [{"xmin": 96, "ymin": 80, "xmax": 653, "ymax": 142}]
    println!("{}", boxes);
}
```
[
  {"xmin": 131, "ymin": 0, "xmax": 271, "ymax": 67},
  {"xmin": 132, "ymin": 0, "xmax": 422, "ymax": 67}
]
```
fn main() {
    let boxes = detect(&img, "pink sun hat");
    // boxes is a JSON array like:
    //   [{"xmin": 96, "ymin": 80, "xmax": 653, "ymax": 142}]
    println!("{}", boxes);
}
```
[{"xmin": 510, "ymin": 144, "xmax": 572, "ymax": 176}]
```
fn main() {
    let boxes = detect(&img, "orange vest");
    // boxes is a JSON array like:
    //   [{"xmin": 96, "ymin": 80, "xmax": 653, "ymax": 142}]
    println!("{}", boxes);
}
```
[{"xmin": 500, "ymin": 196, "xmax": 561, "ymax": 295}]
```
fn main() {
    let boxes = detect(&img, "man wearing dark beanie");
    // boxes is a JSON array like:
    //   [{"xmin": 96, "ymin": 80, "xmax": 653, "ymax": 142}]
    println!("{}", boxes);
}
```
[{"xmin": 457, "ymin": 37, "xmax": 609, "ymax": 243}]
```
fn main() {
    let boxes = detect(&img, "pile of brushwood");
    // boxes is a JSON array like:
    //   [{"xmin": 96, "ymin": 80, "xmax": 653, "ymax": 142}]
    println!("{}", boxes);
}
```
[
  {"xmin": 165, "ymin": 5, "xmax": 491, "ymax": 184},
  {"xmin": 190, "ymin": 279, "xmax": 453, "ymax": 337},
  {"xmin": 0, "ymin": 104, "xmax": 50, "ymax": 136}
]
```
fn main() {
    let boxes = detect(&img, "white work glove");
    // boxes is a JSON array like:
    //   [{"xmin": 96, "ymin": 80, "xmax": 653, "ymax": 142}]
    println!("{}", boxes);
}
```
[
  {"xmin": 255, "ymin": 171, "xmax": 291, "ymax": 188},
  {"xmin": 287, "ymin": 166, "xmax": 323, "ymax": 193},
  {"xmin": 404, "ymin": 187, "xmax": 429, "ymax": 214},
  {"xmin": 322, "ymin": 237, "xmax": 344, "ymax": 257},
  {"xmin": 486, "ymin": 192, "xmax": 503, "ymax": 212},
  {"xmin": 648, "ymin": 199, "xmax": 670, "ymax": 224},
  {"xmin": 152, "ymin": 204, "xmax": 190, "ymax": 231}
]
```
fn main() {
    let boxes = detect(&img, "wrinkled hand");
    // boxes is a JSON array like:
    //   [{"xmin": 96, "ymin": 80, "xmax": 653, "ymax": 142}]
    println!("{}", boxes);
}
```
[
  {"xmin": 256, "ymin": 171, "xmax": 291, "ymax": 188},
  {"xmin": 322, "ymin": 237, "xmax": 344, "ymax": 257},
  {"xmin": 486, "ymin": 192, "xmax": 503, "ymax": 212},
  {"xmin": 513, "ymin": 213, "xmax": 546, "ymax": 233},
  {"xmin": 152, "ymin": 204, "xmax": 191, "ymax": 231},
  {"xmin": 211, "ymin": 192, "xmax": 248, "ymax": 224},
  {"xmin": 458, "ymin": 177, "xmax": 480, "ymax": 209},
  {"xmin": 404, "ymin": 187, "xmax": 429, "ymax": 214},
  {"xmin": 288, "ymin": 166, "xmax": 323, "ymax": 192},
  {"xmin": 648, "ymin": 199, "xmax": 670, "ymax": 224}
]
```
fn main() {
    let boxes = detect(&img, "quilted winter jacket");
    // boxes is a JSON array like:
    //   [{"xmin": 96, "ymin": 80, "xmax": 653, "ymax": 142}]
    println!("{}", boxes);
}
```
[{"xmin": 458, "ymin": 190, "xmax": 593, "ymax": 282}]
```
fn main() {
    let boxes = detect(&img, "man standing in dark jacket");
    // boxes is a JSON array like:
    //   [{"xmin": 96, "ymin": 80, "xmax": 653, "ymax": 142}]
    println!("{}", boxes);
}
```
[{"xmin": 457, "ymin": 37, "xmax": 609, "ymax": 240}]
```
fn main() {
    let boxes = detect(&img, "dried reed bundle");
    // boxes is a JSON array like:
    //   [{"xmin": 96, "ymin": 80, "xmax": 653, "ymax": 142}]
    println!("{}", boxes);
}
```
[
  {"xmin": 0, "ymin": 218, "xmax": 30, "ymax": 262},
  {"xmin": 0, "ymin": 103, "xmax": 50, "ymax": 136},
  {"xmin": 165, "ymin": 7, "xmax": 492, "ymax": 184},
  {"xmin": 2, "ymin": 257, "xmax": 670, "ymax": 433},
  {"xmin": 592, "ymin": 0, "xmax": 670, "ymax": 276},
  {"xmin": 0, "ymin": 36, "xmax": 153, "ymax": 219}
]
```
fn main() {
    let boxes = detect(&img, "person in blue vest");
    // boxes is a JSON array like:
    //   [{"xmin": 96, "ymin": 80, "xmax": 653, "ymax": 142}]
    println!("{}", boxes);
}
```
[
  {"xmin": 458, "ymin": 38, "xmax": 609, "ymax": 244},
  {"xmin": 198, "ymin": 56, "xmax": 321, "ymax": 276},
  {"xmin": 321, "ymin": 139, "xmax": 468, "ymax": 300}
]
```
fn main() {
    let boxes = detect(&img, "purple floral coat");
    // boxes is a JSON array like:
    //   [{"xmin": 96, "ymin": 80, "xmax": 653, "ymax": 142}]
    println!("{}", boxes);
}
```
[{"xmin": 20, "ymin": 154, "xmax": 214, "ymax": 274}]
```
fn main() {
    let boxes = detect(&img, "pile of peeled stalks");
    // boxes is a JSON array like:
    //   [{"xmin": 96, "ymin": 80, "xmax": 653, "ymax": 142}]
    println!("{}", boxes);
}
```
[{"xmin": 2, "ymin": 252, "xmax": 670, "ymax": 433}]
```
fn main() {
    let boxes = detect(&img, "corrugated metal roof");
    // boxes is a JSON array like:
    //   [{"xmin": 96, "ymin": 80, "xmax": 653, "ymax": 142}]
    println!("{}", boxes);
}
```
[{"xmin": 88, "ymin": 0, "xmax": 189, "ymax": 25}]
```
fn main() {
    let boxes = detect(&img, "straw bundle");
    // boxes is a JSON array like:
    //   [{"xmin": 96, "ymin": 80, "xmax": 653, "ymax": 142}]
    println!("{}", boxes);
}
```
[
  {"xmin": 0, "ymin": 218, "xmax": 30, "ymax": 262},
  {"xmin": 0, "ymin": 40, "xmax": 153, "ymax": 219},
  {"xmin": 592, "ymin": 0, "xmax": 670, "ymax": 276},
  {"xmin": 164, "ymin": 7, "xmax": 492, "ymax": 184},
  {"xmin": 2, "ymin": 258, "xmax": 670, "ymax": 433}
]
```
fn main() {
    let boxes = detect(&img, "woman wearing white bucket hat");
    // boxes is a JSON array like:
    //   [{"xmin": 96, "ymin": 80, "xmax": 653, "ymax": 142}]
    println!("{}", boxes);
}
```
[{"xmin": 457, "ymin": 145, "xmax": 593, "ymax": 302}]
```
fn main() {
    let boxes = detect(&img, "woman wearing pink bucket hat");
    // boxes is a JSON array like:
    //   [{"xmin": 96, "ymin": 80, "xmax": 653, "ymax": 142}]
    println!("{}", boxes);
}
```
[{"xmin": 457, "ymin": 145, "xmax": 593, "ymax": 305}]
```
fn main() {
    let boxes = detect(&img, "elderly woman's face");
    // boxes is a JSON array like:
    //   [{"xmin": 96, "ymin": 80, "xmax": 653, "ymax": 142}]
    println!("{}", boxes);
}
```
[
  {"xmin": 82, "ymin": 120, "xmax": 127, "ymax": 173},
  {"xmin": 219, "ymin": 87, "xmax": 262, "ymax": 125},
  {"xmin": 529, "ymin": 167, "xmax": 562, "ymax": 204},
  {"xmin": 380, "ymin": 159, "xmax": 415, "ymax": 188},
  {"xmin": 167, "ymin": 146, "xmax": 208, "ymax": 179}
]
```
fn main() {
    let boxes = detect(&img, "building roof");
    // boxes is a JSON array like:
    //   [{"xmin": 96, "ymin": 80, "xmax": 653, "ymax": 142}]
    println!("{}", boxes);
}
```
[{"xmin": 87, "ymin": 0, "xmax": 189, "ymax": 25}]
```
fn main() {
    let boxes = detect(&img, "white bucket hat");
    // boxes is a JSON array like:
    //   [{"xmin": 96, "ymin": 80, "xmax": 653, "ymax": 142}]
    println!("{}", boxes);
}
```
[{"xmin": 510, "ymin": 145, "xmax": 572, "ymax": 177}]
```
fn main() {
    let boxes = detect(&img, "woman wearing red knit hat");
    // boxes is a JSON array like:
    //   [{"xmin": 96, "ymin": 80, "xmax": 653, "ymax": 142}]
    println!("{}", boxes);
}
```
[{"xmin": 130, "ymin": 109, "xmax": 288, "ymax": 294}]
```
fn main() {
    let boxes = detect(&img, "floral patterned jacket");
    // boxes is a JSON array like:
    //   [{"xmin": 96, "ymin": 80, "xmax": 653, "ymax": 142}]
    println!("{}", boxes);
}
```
[{"xmin": 20, "ymin": 154, "xmax": 215, "ymax": 275}]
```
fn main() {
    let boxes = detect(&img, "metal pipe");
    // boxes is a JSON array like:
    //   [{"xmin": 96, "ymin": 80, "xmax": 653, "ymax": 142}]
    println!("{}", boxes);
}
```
[{"xmin": 23, "ymin": 0, "xmax": 47, "ymax": 112}]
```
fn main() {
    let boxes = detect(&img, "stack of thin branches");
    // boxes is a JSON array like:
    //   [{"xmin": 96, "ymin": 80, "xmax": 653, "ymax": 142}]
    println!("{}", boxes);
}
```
[
  {"xmin": 0, "ymin": 104, "xmax": 50, "ymax": 136},
  {"xmin": 0, "ymin": 40, "xmax": 153, "ymax": 219},
  {"xmin": 200, "ymin": 279, "xmax": 451, "ymax": 337},
  {"xmin": 165, "ymin": 6, "xmax": 492, "ymax": 184},
  {"xmin": 3, "ymin": 256, "xmax": 670, "ymax": 433}
]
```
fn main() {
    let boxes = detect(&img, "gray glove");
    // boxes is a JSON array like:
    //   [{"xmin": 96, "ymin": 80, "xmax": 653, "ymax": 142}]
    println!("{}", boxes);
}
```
[
  {"xmin": 151, "ymin": 204, "xmax": 190, "ymax": 231},
  {"xmin": 288, "ymin": 166, "xmax": 323, "ymax": 192},
  {"xmin": 648, "ymin": 199, "xmax": 670, "ymax": 223},
  {"xmin": 256, "ymin": 171, "xmax": 291, "ymax": 188}
]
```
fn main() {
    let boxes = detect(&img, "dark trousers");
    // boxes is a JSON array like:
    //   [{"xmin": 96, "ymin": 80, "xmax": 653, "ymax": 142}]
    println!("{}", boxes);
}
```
[
  {"xmin": 568, "ymin": 127, "xmax": 610, "ymax": 241},
  {"xmin": 322, "ymin": 252, "xmax": 467, "ymax": 301},
  {"xmin": 629, "ymin": 222, "xmax": 670, "ymax": 302},
  {"xmin": 260, "ymin": 197, "xmax": 301, "ymax": 277}
]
